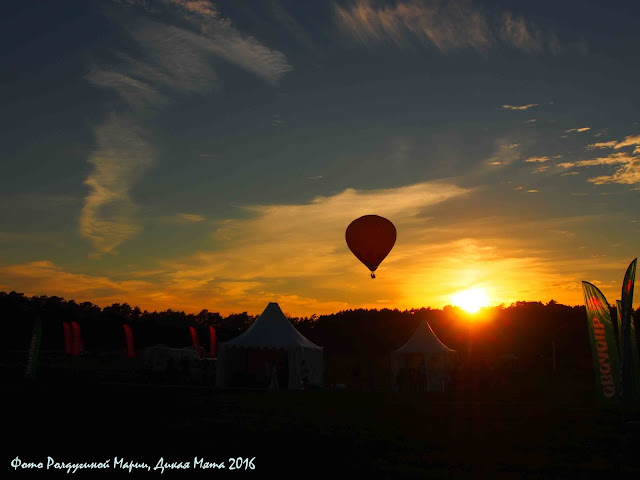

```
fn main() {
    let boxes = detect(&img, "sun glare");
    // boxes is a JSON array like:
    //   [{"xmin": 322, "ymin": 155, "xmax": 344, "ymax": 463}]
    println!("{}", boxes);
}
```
[{"xmin": 451, "ymin": 287, "xmax": 490, "ymax": 313}]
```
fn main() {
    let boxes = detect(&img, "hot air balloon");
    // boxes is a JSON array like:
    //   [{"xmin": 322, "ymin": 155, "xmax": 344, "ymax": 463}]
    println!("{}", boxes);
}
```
[{"xmin": 346, "ymin": 215, "xmax": 396, "ymax": 278}]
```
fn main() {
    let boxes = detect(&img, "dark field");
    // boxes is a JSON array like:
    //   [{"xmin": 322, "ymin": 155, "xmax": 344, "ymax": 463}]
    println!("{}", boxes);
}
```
[{"xmin": 5, "ymin": 359, "xmax": 640, "ymax": 479}]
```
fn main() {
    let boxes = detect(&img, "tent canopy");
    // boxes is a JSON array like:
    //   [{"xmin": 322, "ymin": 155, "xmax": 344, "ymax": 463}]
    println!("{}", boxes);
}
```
[
  {"xmin": 216, "ymin": 302, "xmax": 323, "ymax": 389},
  {"xmin": 391, "ymin": 320, "xmax": 456, "ymax": 392},
  {"xmin": 395, "ymin": 321, "xmax": 454, "ymax": 355},
  {"xmin": 225, "ymin": 302, "xmax": 321, "ymax": 350}
]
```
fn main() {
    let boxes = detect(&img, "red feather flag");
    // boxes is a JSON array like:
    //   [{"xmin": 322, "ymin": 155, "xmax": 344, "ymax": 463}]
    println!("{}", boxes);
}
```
[
  {"xmin": 189, "ymin": 326, "xmax": 201, "ymax": 359},
  {"xmin": 123, "ymin": 324, "xmax": 135, "ymax": 358},
  {"xmin": 71, "ymin": 321, "xmax": 84, "ymax": 356}
]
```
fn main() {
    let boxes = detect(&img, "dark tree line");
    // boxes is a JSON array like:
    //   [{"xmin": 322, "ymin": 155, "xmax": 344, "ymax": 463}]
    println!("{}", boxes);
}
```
[
  {"xmin": 0, "ymin": 291, "xmax": 255, "ymax": 353},
  {"xmin": 294, "ymin": 300, "xmax": 640, "ymax": 375},
  {"xmin": 2, "ymin": 290, "xmax": 639, "ymax": 377}
]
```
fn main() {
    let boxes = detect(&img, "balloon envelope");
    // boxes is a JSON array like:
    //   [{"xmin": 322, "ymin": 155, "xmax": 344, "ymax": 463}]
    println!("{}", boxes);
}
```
[{"xmin": 346, "ymin": 215, "xmax": 396, "ymax": 276}]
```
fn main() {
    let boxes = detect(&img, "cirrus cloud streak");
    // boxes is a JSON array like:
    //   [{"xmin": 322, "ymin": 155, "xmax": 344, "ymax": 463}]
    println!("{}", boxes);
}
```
[
  {"xmin": 334, "ymin": 0, "xmax": 574, "ymax": 55},
  {"xmin": 82, "ymin": 1, "xmax": 292, "ymax": 255}
]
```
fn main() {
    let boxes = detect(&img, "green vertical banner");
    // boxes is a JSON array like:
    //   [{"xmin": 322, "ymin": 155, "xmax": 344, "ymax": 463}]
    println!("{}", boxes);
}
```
[
  {"xmin": 619, "ymin": 258, "xmax": 638, "ymax": 410},
  {"xmin": 617, "ymin": 299, "xmax": 639, "ymax": 395},
  {"xmin": 582, "ymin": 281, "xmax": 620, "ymax": 405},
  {"xmin": 25, "ymin": 316, "xmax": 43, "ymax": 380},
  {"xmin": 630, "ymin": 309, "xmax": 640, "ymax": 410},
  {"xmin": 616, "ymin": 300, "xmax": 623, "ymax": 354}
]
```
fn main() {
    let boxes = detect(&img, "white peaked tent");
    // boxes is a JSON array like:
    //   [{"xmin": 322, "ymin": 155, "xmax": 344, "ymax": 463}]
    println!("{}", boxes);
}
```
[
  {"xmin": 391, "ymin": 321, "xmax": 457, "ymax": 392},
  {"xmin": 216, "ymin": 302, "xmax": 323, "ymax": 390}
]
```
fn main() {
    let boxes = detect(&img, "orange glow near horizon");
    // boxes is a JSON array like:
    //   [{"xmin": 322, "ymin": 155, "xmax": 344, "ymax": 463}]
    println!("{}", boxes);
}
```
[{"xmin": 451, "ymin": 287, "xmax": 491, "ymax": 313}]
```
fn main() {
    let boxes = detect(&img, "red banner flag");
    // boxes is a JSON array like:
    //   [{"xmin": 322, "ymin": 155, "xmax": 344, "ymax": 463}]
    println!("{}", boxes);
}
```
[
  {"xmin": 189, "ymin": 326, "xmax": 201, "ymax": 359},
  {"xmin": 209, "ymin": 326, "xmax": 217, "ymax": 358},
  {"xmin": 71, "ymin": 321, "xmax": 84, "ymax": 356},
  {"xmin": 123, "ymin": 324, "xmax": 135, "ymax": 358},
  {"xmin": 63, "ymin": 321, "xmax": 72, "ymax": 355}
]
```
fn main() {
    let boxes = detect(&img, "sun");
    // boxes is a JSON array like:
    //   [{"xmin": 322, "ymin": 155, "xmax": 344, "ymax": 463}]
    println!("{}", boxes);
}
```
[{"xmin": 451, "ymin": 287, "xmax": 490, "ymax": 313}]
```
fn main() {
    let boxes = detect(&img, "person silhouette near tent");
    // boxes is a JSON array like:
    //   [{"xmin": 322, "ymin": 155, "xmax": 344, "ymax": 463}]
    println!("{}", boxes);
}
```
[{"xmin": 266, "ymin": 361, "xmax": 278, "ymax": 389}]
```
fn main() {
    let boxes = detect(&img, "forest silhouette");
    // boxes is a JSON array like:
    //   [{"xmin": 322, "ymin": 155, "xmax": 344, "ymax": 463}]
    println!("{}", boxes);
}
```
[{"xmin": 3, "ymin": 290, "xmax": 639, "ymax": 387}]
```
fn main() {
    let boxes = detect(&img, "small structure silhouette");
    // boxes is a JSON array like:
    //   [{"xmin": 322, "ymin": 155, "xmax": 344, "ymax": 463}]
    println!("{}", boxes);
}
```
[
  {"xmin": 391, "ymin": 321, "xmax": 456, "ymax": 392},
  {"xmin": 216, "ymin": 302, "xmax": 323, "ymax": 390}
]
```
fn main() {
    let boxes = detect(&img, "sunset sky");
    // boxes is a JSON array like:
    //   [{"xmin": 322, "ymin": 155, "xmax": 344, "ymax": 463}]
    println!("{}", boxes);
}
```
[{"xmin": 1, "ymin": 0, "xmax": 639, "ymax": 317}]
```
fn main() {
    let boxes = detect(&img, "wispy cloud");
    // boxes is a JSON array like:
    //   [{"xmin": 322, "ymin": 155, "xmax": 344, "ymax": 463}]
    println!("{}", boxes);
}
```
[
  {"xmin": 525, "ymin": 156, "xmax": 549, "ymax": 163},
  {"xmin": 564, "ymin": 127, "xmax": 591, "ymax": 133},
  {"xmin": 80, "ymin": 115, "xmax": 153, "ymax": 255},
  {"xmin": 587, "ymin": 134, "xmax": 640, "ymax": 154},
  {"xmin": 588, "ymin": 141, "xmax": 618, "ymax": 149},
  {"xmin": 334, "ymin": 0, "xmax": 492, "ymax": 52},
  {"xmin": 485, "ymin": 140, "xmax": 521, "ymax": 167},
  {"xmin": 502, "ymin": 104, "xmax": 538, "ymax": 111},
  {"xmin": 132, "ymin": 20, "xmax": 292, "ymax": 88},
  {"xmin": 531, "ymin": 166, "xmax": 549, "ymax": 173},
  {"xmin": 87, "ymin": 69, "xmax": 167, "ymax": 109},
  {"xmin": 559, "ymin": 152, "xmax": 632, "ymax": 168},
  {"xmin": 559, "ymin": 149, "xmax": 640, "ymax": 186},
  {"xmin": 499, "ymin": 12, "xmax": 543, "ymax": 52},
  {"xmin": 83, "ymin": 1, "xmax": 292, "ymax": 255},
  {"xmin": 617, "ymin": 135, "xmax": 640, "ymax": 152},
  {"xmin": 335, "ymin": 0, "xmax": 571, "ymax": 55},
  {"xmin": 177, "ymin": 213, "xmax": 206, "ymax": 222},
  {"xmin": 499, "ymin": 11, "xmax": 559, "ymax": 53},
  {"xmin": 127, "ymin": 23, "xmax": 221, "ymax": 94},
  {"xmin": 561, "ymin": 133, "xmax": 640, "ymax": 185},
  {"xmin": 588, "ymin": 158, "xmax": 640, "ymax": 185},
  {"xmin": 167, "ymin": 0, "xmax": 219, "ymax": 18},
  {"xmin": 197, "ymin": 24, "xmax": 293, "ymax": 85}
]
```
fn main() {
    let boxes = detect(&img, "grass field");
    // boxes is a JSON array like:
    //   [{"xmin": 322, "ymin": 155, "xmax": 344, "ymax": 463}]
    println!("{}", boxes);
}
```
[{"xmin": 5, "ymin": 362, "xmax": 640, "ymax": 478}]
